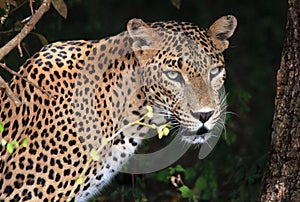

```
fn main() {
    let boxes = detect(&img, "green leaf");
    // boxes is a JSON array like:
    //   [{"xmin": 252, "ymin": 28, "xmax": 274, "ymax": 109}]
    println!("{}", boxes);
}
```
[
  {"xmin": 52, "ymin": 0, "xmax": 68, "ymax": 19},
  {"xmin": 76, "ymin": 177, "xmax": 83, "ymax": 185},
  {"xmin": 1, "ymin": 139, "xmax": 7, "ymax": 146},
  {"xmin": 22, "ymin": 137, "xmax": 28, "ymax": 148},
  {"xmin": 0, "ymin": 121, "xmax": 4, "ymax": 132},
  {"xmin": 169, "ymin": 164, "xmax": 185, "ymax": 175},
  {"xmin": 6, "ymin": 141, "xmax": 19, "ymax": 154},
  {"xmin": 178, "ymin": 185, "xmax": 193, "ymax": 198},
  {"xmin": 184, "ymin": 168, "xmax": 196, "ymax": 182},
  {"xmin": 90, "ymin": 148, "xmax": 100, "ymax": 161},
  {"xmin": 195, "ymin": 176, "xmax": 207, "ymax": 191},
  {"xmin": 174, "ymin": 165, "xmax": 185, "ymax": 172},
  {"xmin": 155, "ymin": 169, "xmax": 170, "ymax": 182}
]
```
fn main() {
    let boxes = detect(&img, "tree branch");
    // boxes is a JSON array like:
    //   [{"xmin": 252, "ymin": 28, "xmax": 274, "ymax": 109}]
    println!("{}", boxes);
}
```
[
  {"xmin": 0, "ymin": 63, "xmax": 55, "ymax": 99},
  {"xmin": 0, "ymin": 0, "xmax": 52, "ymax": 106},
  {"xmin": 0, "ymin": 0, "xmax": 52, "ymax": 60},
  {"xmin": 0, "ymin": 76, "xmax": 21, "ymax": 106}
]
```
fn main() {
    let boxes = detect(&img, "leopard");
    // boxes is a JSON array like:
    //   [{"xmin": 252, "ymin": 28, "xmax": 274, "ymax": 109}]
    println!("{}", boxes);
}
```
[{"xmin": 0, "ymin": 15, "xmax": 237, "ymax": 201}]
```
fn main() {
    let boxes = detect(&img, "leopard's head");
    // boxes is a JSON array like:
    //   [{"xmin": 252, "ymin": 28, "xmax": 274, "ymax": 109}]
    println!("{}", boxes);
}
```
[{"xmin": 127, "ymin": 16, "xmax": 237, "ymax": 144}]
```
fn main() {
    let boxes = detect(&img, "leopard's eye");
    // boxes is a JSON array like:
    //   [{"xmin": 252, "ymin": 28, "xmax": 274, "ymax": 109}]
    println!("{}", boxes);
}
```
[
  {"xmin": 210, "ymin": 66, "xmax": 224, "ymax": 79},
  {"xmin": 164, "ymin": 70, "xmax": 185, "ymax": 83},
  {"xmin": 166, "ymin": 71, "xmax": 180, "ymax": 80}
]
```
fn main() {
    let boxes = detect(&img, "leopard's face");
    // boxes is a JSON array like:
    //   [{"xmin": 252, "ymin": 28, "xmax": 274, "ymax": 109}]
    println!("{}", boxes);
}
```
[
  {"xmin": 127, "ymin": 16, "xmax": 237, "ymax": 144},
  {"xmin": 146, "ymin": 54, "xmax": 226, "ymax": 144}
]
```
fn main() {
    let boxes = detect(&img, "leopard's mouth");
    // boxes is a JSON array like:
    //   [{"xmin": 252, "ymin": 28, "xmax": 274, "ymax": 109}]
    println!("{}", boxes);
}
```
[
  {"xmin": 166, "ymin": 116, "xmax": 212, "ymax": 144},
  {"xmin": 181, "ymin": 132, "xmax": 212, "ymax": 144},
  {"xmin": 161, "ymin": 109, "xmax": 216, "ymax": 144},
  {"xmin": 180, "ymin": 126, "xmax": 212, "ymax": 144}
]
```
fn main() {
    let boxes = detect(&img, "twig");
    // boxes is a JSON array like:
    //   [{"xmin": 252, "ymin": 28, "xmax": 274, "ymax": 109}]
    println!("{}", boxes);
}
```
[
  {"xmin": 0, "ymin": 76, "xmax": 21, "ymax": 107},
  {"xmin": 0, "ymin": 63, "xmax": 55, "ymax": 99},
  {"xmin": 8, "ymin": 0, "xmax": 30, "ymax": 15},
  {"xmin": 0, "ymin": 0, "xmax": 53, "ymax": 105},
  {"xmin": 17, "ymin": 43, "xmax": 23, "ymax": 57},
  {"xmin": 29, "ymin": 0, "xmax": 34, "ymax": 15},
  {"xmin": 0, "ymin": 0, "xmax": 52, "ymax": 60}
]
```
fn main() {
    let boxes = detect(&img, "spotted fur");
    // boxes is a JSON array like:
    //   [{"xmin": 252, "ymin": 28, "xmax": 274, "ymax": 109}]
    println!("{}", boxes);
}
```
[{"xmin": 0, "ymin": 16, "xmax": 237, "ymax": 201}]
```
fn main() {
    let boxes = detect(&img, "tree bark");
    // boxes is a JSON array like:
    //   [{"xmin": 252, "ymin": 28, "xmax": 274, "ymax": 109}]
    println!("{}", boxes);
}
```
[{"xmin": 258, "ymin": 0, "xmax": 300, "ymax": 201}]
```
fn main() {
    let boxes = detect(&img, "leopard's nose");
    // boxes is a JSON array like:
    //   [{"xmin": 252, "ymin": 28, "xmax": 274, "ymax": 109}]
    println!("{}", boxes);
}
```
[
  {"xmin": 199, "ymin": 111, "xmax": 214, "ymax": 123},
  {"xmin": 191, "ymin": 110, "xmax": 214, "ymax": 123}
]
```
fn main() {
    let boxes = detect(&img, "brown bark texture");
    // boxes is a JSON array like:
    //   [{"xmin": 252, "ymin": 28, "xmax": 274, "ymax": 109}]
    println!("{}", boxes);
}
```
[{"xmin": 258, "ymin": 0, "xmax": 300, "ymax": 201}]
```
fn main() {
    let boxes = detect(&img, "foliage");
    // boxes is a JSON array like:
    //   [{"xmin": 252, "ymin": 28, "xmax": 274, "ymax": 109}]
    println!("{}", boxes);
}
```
[
  {"xmin": 1, "ymin": 137, "xmax": 28, "ymax": 154},
  {"xmin": 6, "ymin": 140, "xmax": 19, "ymax": 153},
  {"xmin": 0, "ymin": 121, "xmax": 4, "ymax": 133},
  {"xmin": 178, "ymin": 185, "xmax": 194, "ymax": 198}
]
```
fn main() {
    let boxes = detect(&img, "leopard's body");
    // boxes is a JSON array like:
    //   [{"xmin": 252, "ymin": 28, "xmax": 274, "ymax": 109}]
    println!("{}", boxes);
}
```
[{"xmin": 0, "ymin": 16, "xmax": 237, "ymax": 201}]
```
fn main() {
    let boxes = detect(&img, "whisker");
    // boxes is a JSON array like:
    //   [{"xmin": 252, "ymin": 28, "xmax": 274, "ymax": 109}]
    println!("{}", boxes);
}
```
[{"xmin": 205, "ymin": 140, "xmax": 212, "ymax": 150}]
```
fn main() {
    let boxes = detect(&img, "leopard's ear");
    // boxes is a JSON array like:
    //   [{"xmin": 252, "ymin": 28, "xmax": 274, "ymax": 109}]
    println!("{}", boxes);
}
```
[
  {"xmin": 208, "ymin": 15, "xmax": 237, "ymax": 52},
  {"xmin": 127, "ymin": 18, "xmax": 159, "ymax": 52}
]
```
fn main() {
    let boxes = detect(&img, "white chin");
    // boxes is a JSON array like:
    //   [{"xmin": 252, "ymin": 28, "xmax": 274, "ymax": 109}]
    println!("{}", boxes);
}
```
[{"xmin": 181, "ymin": 133, "xmax": 211, "ymax": 144}]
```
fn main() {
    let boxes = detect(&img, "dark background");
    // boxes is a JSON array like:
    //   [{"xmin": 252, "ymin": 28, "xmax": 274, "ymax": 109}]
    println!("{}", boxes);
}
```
[{"xmin": 0, "ymin": 0, "xmax": 287, "ymax": 201}]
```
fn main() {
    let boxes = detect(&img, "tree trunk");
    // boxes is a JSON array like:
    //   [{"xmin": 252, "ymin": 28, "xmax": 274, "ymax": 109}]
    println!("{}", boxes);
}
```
[{"xmin": 258, "ymin": 0, "xmax": 300, "ymax": 201}]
